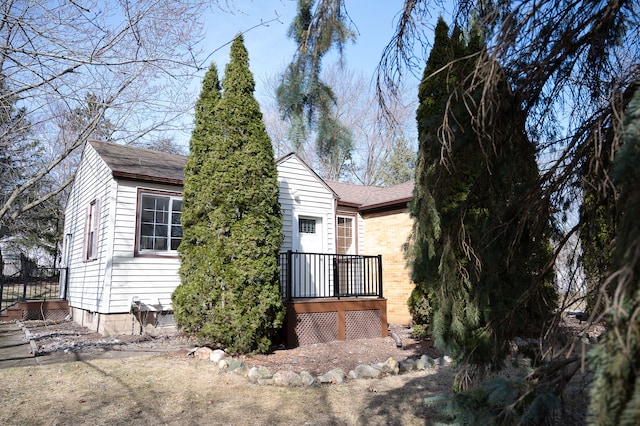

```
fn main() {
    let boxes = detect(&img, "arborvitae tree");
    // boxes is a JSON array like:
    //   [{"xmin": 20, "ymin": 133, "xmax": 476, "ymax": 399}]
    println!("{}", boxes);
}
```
[
  {"xmin": 409, "ymin": 18, "xmax": 556, "ymax": 387},
  {"xmin": 173, "ymin": 36, "xmax": 284, "ymax": 354},
  {"xmin": 587, "ymin": 82, "xmax": 640, "ymax": 425},
  {"xmin": 171, "ymin": 63, "xmax": 223, "ymax": 337}
]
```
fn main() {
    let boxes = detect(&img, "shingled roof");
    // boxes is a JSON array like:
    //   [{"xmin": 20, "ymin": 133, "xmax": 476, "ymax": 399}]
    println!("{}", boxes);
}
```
[
  {"xmin": 89, "ymin": 142, "xmax": 414, "ymax": 211},
  {"xmin": 325, "ymin": 179, "xmax": 414, "ymax": 212},
  {"xmin": 89, "ymin": 140, "xmax": 187, "ymax": 185}
]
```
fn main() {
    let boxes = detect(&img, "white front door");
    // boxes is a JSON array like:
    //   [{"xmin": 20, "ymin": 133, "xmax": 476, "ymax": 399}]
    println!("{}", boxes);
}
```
[
  {"xmin": 298, "ymin": 216, "xmax": 323, "ymax": 253},
  {"xmin": 296, "ymin": 216, "xmax": 326, "ymax": 297}
]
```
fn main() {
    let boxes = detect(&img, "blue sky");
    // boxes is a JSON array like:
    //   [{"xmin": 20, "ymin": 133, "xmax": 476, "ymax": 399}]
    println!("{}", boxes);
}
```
[{"xmin": 199, "ymin": 1, "xmax": 444, "ymax": 103}]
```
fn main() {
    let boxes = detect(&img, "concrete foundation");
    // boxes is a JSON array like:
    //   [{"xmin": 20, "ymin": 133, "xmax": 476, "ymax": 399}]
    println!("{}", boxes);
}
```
[{"xmin": 70, "ymin": 306, "xmax": 177, "ymax": 337}]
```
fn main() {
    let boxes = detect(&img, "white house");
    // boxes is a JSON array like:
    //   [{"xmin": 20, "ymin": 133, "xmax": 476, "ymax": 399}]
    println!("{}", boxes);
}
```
[{"xmin": 62, "ymin": 141, "xmax": 414, "ymax": 342}]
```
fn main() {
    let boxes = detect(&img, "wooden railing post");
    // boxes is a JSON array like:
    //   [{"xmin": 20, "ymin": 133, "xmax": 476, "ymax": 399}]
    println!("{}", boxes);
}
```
[{"xmin": 377, "ymin": 254, "xmax": 383, "ymax": 298}]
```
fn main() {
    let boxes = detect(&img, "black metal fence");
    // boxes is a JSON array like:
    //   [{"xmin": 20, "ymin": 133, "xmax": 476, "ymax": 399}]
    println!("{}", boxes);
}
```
[
  {"xmin": 279, "ymin": 251, "xmax": 383, "ymax": 301},
  {"xmin": 0, "ymin": 267, "xmax": 67, "ymax": 312}
]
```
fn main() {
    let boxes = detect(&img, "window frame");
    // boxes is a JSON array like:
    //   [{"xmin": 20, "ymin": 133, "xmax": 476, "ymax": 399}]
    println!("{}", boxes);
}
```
[
  {"xmin": 135, "ymin": 189, "xmax": 182, "ymax": 257},
  {"xmin": 83, "ymin": 198, "xmax": 100, "ymax": 262},
  {"xmin": 336, "ymin": 214, "xmax": 356, "ymax": 255}
]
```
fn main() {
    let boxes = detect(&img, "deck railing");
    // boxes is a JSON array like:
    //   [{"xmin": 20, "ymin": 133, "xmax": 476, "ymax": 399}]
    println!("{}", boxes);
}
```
[
  {"xmin": 279, "ymin": 251, "xmax": 383, "ymax": 301},
  {"xmin": 0, "ymin": 267, "xmax": 67, "ymax": 312}
]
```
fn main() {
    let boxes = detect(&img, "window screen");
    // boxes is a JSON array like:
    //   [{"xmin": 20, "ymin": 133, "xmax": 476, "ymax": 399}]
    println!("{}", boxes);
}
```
[
  {"xmin": 299, "ymin": 218, "xmax": 316, "ymax": 234},
  {"xmin": 139, "ymin": 193, "xmax": 182, "ymax": 252}
]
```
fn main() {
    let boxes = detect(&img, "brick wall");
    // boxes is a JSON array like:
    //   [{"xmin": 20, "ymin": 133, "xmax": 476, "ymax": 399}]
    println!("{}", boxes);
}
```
[{"xmin": 363, "ymin": 208, "xmax": 414, "ymax": 325}]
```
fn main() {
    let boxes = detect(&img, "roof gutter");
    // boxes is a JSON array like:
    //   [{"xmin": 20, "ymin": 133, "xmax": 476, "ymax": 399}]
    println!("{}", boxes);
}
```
[{"xmin": 112, "ymin": 171, "xmax": 184, "ymax": 186}]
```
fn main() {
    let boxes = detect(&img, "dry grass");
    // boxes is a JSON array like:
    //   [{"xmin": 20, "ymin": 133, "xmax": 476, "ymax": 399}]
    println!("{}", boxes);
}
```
[{"xmin": 0, "ymin": 353, "xmax": 455, "ymax": 425}]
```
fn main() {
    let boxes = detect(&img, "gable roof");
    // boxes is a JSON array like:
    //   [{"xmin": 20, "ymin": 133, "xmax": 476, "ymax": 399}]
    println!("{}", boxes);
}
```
[
  {"xmin": 89, "ymin": 140, "xmax": 186, "ymax": 185},
  {"xmin": 275, "ymin": 152, "xmax": 338, "ymax": 198},
  {"xmin": 325, "ymin": 179, "xmax": 414, "ymax": 212},
  {"xmin": 88, "ymin": 142, "xmax": 414, "ymax": 211}
]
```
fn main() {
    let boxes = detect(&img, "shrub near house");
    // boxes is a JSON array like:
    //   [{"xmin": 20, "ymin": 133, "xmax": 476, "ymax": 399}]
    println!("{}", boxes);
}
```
[{"xmin": 172, "ymin": 35, "xmax": 284, "ymax": 354}]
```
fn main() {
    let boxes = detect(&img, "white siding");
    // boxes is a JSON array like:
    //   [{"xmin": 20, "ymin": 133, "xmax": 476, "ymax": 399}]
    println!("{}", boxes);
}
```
[
  {"xmin": 65, "ymin": 150, "xmax": 339, "ymax": 316},
  {"xmin": 109, "ymin": 256, "xmax": 180, "ymax": 312},
  {"xmin": 63, "ymin": 144, "xmax": 114, "ymax": 312},
  {"xmin": 107, "ymin": 180, "xmax": 182, "ymax": 313},
  {"xmin": 277, "ymin": 155, "xmax": 336, "ymax": 253}
]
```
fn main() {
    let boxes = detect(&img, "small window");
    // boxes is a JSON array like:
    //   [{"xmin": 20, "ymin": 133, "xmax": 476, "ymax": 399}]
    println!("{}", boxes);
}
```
[
  {"xmin": 83, "ymin": 199, "xmax": 100, "ymax": 261},
  {"xmin": 337, "ymin": 216, "xmax": 354, "ymax": 255},
  {"xmin": 299, "ymin": 218, "xmax": 316, "ymax": 234},
  {"xmin": 138, "ymin": 192, "xmax": 182, "ymax": 254},
  {"xmin": 84, "ymin": 199, "xmax": 100, "ymax": 261}
]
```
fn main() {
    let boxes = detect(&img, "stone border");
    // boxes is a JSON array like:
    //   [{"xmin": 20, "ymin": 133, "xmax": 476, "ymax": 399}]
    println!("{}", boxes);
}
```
[
  {"xmin": 16, "ymin": 320, "xmax": 40, "ymax": 356},
  {"xmin": 188, "ymin": 347, "xmax": 453, "ymax": 387}
]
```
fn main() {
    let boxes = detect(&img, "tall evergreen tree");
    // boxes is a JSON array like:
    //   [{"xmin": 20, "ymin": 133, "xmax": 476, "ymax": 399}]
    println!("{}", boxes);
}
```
[
  {"xmin": 173, "ymin": 36, "xmax": 284, "ymax": 354},
  {"xmin": 276, "ymin": 0, "xmax": 356, "ymax": 171},
  {"xmin": 409, "ymin": 18, "xmax": 556, "ymax": 387},
  {"xmin": 579, "ymin": 139, "xmax": 617, "ymax": 317},
  {"xmin": 587, "ymin": 82, "xmax": 640, "ymax": 425},
  {"xmin": 378, "ymin": 137, "xmax": 415, "ymax": 187}
]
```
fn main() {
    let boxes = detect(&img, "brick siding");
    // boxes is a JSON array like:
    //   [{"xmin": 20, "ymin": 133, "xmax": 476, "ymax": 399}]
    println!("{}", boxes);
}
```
[{"xmin": 363, "ymin": 208, "xmax": 414, "ymax": 325}]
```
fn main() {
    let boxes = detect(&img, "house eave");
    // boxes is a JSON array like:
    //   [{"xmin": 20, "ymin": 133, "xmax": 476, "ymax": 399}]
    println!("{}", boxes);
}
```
[
  {"xmin": 337, "ymin": 201, "xmax": 361, "ymax": 209},
  {"xmin": 112, "ymin": 171, "xmax": 184, "ymax": 186},
  {"xmin": 359, "ymin": 197, "xmax": 412, "ymax": 214}
]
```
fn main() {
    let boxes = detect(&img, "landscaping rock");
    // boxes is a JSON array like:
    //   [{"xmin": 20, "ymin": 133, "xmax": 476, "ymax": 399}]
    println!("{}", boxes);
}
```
[
  {"xmin": 218, "ymin": 359, "xmax": 229, "ymax": 370},
  {"xmin": 193, "ymin": 347, "xmax": 213, "ymax": 360},
  {"xmin": 373, "ymin": 362, "xmax": 394, "ymax": 375},
  {"xmin": 354, "ymin": 364, "xmax": 383, "ymax": 379},
  {"xmin": 299, "ymin": 371, "xmax": 315, "ymax": 386},
  {"xmin": 385, "ymin": 357, "xmax": 399, "ymax": 374},
  {"xmin": 415, "ymin": 354, "xmax": 435, "ymax": 370},
  {"xmin": 209, "ymin": 349, "xmax": 226, "ymax": 363},
  {"xmin": 247, "ymin": 366, "xmax": 260, "ymax": 383},
  {"xmin": 248, "ymin": 366, "xmax": 274, "ymax": 384},
  {"xmin": 398, "ymin": 358, "xmax": 416, "ymax": 373},
  {"xmin": 228, "ymin": 359, "xmax": 248, "ymax": 376},
  {"xmin": 317, "ymin": 368, "xmax": 346, "ymax": 384},
  {"xmin": 273, "ymin": 370, "xmax": 303, "ymax": 387}
]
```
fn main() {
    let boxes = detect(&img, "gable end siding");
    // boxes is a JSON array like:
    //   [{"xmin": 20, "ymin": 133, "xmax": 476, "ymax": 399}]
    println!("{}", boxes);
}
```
[
  {"xmin": 277, "ymin": 156, "xmax": 335, "ymax": 253},
  {"xmin": 63, "ymin": 144, "xmax": 114, "ymax": 312}
]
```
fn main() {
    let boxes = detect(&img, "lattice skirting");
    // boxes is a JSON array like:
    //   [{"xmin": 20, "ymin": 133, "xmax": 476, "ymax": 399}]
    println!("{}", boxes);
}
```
[
  {"xmin": 285, "ymin": 298, "xmax": 387, "ymax": 347},
  {"xmin": 22, "ymin": 307, "xmax": 69, "ymax": 321},
  {"xmin": 345, "ymin": 309, "xmax": 382, "ymax": 340},
  {"xmin": 294, "ymin": 311, "xmax": 339, "ymax": 345}
]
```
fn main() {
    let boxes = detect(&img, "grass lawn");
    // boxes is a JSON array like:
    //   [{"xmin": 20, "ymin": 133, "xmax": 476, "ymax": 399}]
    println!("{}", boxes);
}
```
[{"xmin": 0, "ymin": 354, "xmax": 454, "ymax": 425}]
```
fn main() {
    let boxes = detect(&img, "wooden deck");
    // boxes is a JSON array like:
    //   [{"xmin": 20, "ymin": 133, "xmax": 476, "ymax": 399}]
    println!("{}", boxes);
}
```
[{"xmin": 284, "ymin": 297, "xmax": 387, "ymax": 347}]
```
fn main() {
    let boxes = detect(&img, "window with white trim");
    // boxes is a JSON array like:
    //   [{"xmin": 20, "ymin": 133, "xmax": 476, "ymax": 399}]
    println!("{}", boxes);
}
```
[
  {"xmin": 299, "ymin": 218, "xmax": 316, "ymax": 234},
  {"xmin": 84, "ymin": 199, "xmax": 100, "ymax": 261},
  {"xmin": 138, "ymin": 192, "xmax": 182, "ymax": 254}
]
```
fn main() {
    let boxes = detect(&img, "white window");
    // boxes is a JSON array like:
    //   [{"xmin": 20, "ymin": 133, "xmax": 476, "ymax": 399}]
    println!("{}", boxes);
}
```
[
  {"xmin": 138, "ymin": 192, "xmax": 182, "ymax": 254},
  {"xmin": 84, "ymin": 199, "xmax": 100, "ymax": 261},
  {"xmin": 337, "ymin": 216, "xmax": 355, "ymax": 255},
  {"xmin": 299, "ymin": 218, "xmax": 316, "ymax": 234}
]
